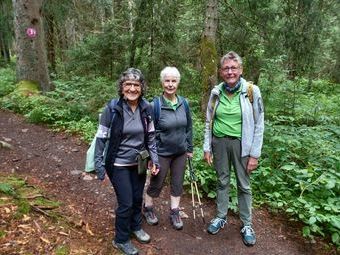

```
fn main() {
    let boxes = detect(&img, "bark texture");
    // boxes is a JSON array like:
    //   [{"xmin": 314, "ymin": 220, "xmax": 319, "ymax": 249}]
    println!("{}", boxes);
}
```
[
  {"xmin": 200, "ymin": 0, "xmax": 218, "ymax": 112},
  {"xmin": 12, "ymin": 0, "xmax": 51, "ymax": 92}
]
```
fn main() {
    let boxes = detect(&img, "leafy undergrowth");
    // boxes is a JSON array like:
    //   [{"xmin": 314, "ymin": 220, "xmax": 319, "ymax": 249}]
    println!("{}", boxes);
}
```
[{"xmin": 0, "ymin": 174, "xmax": 111, "ymax": 255}]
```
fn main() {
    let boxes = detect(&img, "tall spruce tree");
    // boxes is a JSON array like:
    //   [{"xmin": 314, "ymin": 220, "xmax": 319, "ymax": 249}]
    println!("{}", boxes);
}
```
[{"xmin": 12, "ymin": 0, "xmax": 51, "ymax": 92}]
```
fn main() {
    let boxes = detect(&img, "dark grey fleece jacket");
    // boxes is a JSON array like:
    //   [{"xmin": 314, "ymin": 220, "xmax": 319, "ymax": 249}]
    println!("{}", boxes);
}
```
[{"xmin": 153, "ymin": 95, "xmax": 193, "ymax": 157}]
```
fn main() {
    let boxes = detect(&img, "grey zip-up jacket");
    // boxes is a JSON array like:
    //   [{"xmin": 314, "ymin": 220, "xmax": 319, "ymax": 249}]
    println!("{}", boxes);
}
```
[
  {"xmin": 203, "ymin": 78, "xmax": 264, "ymax": 158},
  {"xmin": 94, "ymin": 98, "xmax": 159, "ymax": 180},
  {"xmin": 153, "ymin": 95, "xmax": 193, "ymax": 157}
]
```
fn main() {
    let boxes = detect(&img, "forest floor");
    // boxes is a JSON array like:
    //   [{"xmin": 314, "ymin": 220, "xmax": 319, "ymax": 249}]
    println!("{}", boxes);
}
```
[{"xmin": 0, "ymin": 109, "xmax": 337, "ymax": 255}]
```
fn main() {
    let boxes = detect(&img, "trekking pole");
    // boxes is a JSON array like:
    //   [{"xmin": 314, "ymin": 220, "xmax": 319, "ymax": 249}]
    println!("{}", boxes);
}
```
[
  {"xmin": 191, "ymin": 180, "xmax": 196, "ymax": 220},
  {"xmin": 188, "ymin": 157, "xmax": 205, "ymax": 223}
]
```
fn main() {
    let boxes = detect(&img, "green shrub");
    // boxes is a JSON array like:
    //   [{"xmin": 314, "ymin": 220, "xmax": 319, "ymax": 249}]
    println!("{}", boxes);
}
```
[
  {"xmin": 253, "ymin": 124, "xmax": 340, "ymax": 246},
  {"xmin": 0, "ymin": 67, "xmax": 15, "ymax": 97}
]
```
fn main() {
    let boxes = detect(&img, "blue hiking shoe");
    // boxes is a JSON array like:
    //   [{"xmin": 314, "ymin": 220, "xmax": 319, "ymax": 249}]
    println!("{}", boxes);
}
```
[
  {"xmin": 240, "ymin": 225, "xmax": 256, "ymax": 246},
  {"xmin": 207, "ymin": 217, "xmax": 227, "ymax": 235}
]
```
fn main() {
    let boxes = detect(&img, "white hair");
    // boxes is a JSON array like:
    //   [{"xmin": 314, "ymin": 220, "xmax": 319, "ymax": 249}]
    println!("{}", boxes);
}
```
[{"xmin": 160, "ymin": 67, "xmax": 181, "ymax": 83}]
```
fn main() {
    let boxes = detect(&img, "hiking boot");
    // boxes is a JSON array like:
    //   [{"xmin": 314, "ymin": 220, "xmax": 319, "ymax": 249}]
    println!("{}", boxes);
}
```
[
  {"xmin": 207, "ymin": 217, "xmax": 227, "ymax": 235},
  {"xmin": 240, "ymin": 225, "xmax": 256, "ymax": 246},
  {"xmin": 132, "ymin": 229, "xmax": 151, "ymax": 244},
  {"xmin": 112, "ymin": 240, "xmax": 139, "ymax": 255},
  {"xmin": 143, "ymin": 206, "xmax": 159, "ymax": 225},
  {"xmin": 169, "ymin": 208, "xmax": 183, "ymax": 230}
]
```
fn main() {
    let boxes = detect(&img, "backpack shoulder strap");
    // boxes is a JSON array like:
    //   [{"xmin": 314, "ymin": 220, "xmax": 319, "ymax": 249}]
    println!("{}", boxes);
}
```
[
  {"xmin": 107, "ymin": 99, "xmax": 118, "ymax": 128},
  {"xmin": 108, "ymin": 99, "xmax": 118, "ymax": 110},
  {"xmin": 180, "ymin": 96, "xmax": 189, "ymax": 115},
  {"xmin": 152, "ymin": 96, "xmax": 161, "ymax": 127}
]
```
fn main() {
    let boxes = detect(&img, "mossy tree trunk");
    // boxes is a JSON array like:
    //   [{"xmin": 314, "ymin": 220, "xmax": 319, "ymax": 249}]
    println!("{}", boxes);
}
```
[
  {"xmin": 12, "ymin": 0, "xmax": 51, "ymax": 92},
  {"xmin": 0, "ymin": 0, "xmax": 13, "ymax": 63},
  {"xmin": 200, "ymin": 0, "xmax": 218, "ymax": 112},
  {"xmin": 45, "ymin": 14, "xmax": 56, "ymax": 74}
]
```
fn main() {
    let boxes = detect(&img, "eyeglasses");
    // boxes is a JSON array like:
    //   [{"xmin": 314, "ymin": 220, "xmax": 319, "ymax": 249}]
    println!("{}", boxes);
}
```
[
  {"xmin": 221, "ymin": 66, "xmax": 240, "ymax": 72},
  {"xmin": 123, "ymin": 82, "xmax": 141, "ymax": 89}
]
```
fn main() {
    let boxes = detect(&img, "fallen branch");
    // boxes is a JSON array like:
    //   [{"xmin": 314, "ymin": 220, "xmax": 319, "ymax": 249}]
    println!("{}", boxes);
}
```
[
  {"xmin": 22, "ymin": 194, "xmax": 45, "ymax": 199},
  {"xmin": 31, "ymin": 204, "xmax": 52, "ymax": 217}
]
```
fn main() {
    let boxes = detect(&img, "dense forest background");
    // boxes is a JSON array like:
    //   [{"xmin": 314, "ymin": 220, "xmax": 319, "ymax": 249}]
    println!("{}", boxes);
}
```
[{"xmin": 0, "ymin": 0, "xmax": 339, "ymax": 248}]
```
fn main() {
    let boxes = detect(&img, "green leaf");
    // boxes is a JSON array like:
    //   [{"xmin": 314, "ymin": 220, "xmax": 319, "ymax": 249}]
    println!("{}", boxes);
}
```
[
  {"xmin": 207, "ymin": 191, "xmax": 216, "ymax": 198},
  {"xmin": 302, "ymin": 226, "xmax": 310, "ymax": 237},
  {"xmin": 325, "ymin": 179, "xmax": 336, "ymax": 189},
  {"xmin": 273, "ymin": 192, "xmax": 281, "ymax": 198},
  {"xmin": 280, "ymin": 164, "xmax": 295, "ymax": 171},
  {"xmin": 332, "ymin": 232, "xmax": 339, "ymax": 244},
  {"xmin": 308, "ymin": 216, "xmax": 317, "ymax": 225},
  {"xmin": 330, "ymin": 218, "xmax": 340, "ymax": 230},
  {"xmin": 0, "ymin": 183, "xmax": 14, "ymax": 195},
  {"xmin": 286, "ymin": 208, "xmax": 294, "ymax": 213}
]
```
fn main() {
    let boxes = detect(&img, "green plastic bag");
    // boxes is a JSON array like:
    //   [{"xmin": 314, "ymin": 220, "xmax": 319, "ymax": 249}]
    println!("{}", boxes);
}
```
[{"xmin": 84, "ymin": 137, "xmax": 96, "ymax": 172}]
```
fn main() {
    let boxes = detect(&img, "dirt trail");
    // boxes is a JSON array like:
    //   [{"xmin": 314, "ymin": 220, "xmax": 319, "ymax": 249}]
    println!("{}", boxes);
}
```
[{"xmin": 0, "ymin": 109, "xmax": 334, "ymax": 255}]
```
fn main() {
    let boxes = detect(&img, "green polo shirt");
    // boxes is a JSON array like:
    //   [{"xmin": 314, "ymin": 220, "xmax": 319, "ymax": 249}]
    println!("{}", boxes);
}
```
[
  {"xmin": 213, "ymin": 85, "xmax": 242, "ymax": 138},
  {"xmin": 163, "ymin": 95, "xmax": 178, "ymax": 110}
]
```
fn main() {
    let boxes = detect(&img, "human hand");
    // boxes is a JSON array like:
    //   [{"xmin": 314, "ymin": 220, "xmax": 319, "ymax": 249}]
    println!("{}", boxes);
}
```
[
  {"xmin": 187, "ymin": 152, "xmax": 193, "ymax": 159},
  {"xmin": 247, "ymin": 157, "xmax": 258, "ymax": 174},
  {"xmin": 203, "ymin": 151, "xmax": 213, "ymax": 166},
  {"xmin": 100, "ymin": 173, "xmax": 110, "ymax": 185},
  {"xmin": 150, "ymin": 164, "xmax": 159, "ymax": 176},
  {"xmin": 148, "ymin": 160, "xmax": 153, "ymax": 170}
]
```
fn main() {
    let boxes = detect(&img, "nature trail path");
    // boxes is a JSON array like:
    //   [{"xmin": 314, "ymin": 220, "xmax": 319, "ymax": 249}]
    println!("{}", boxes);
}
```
[{"xmin": 0, "ymin": 109, "xmax": 331, "ymax": 255}]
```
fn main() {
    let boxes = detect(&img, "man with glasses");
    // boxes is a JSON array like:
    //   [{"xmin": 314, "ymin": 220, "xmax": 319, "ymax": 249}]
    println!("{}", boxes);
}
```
[{"xmin": 203, "ymin": 51, "xmax": 264, "ymax": 246}]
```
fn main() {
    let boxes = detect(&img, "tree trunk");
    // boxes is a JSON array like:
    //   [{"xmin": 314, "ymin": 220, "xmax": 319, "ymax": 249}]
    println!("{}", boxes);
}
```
[
  {"xmin": 0, "ymin": 0, "xmax": 12, "ymax": 63},
  {"xmin": 45, "ymin": 14, "xmax": 56, "ymax": 74},
  {"xmin": 129, "ymin": 0, "xmax": 147, "ymax": 67},
  {"xmin": 200, "ymin": 0, "xmax": 218, "ymax": 112},
  {"xmin": 0, "ymin": 30, "xmax": 11, "ymax": 63},
  {"xmin": 12, "ymin": 0, "xmax": 51, "ymax": 92}
]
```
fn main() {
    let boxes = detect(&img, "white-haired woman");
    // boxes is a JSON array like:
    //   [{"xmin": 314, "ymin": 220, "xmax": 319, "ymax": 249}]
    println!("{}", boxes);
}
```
[
  {"xmin": 143, "ymin": 66, "xmax": 193, "ymax": 230},
  {"xmin": 94, "ymin": 68, "xmax": 159, "ymax": 255}
]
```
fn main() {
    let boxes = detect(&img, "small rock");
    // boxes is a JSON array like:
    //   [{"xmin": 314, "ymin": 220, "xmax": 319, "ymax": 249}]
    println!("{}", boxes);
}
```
[
  {"xmin": 3, "ymin": 137, "xmax": 12, "ymax": 142},
  {"xmin": 83, "ymin": 175, "xmax": 94, "ymax": 181},
  {"xmin": 161, "ymin": 200, "xmax": 169, "ymax": 206},
  {"xmin": 70, "ymin": 170, "xmax": 83, "ymax": 175},
  {"xmin": 0, "ymin": 141, "xmax": 13, "ymax": 150},
  {"xmin": 72, "ymin": 148, "xmax": 79, "ymax": 152},
  {"xmin": 179, "ymin": 210, "xmax": 189, "ymax": 219},
  {"xmin": 21, "ymin": 129, "xmax": 28, "ymax": 133}
]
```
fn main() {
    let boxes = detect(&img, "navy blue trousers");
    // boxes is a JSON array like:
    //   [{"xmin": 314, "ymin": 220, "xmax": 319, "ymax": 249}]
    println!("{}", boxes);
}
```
[{"xmin": 109, "ymin": 165, "xmax": 146, "ymax": 243}]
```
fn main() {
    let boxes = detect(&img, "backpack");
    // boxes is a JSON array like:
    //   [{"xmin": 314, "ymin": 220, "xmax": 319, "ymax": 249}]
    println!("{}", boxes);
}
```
[
  {"xmin": 247, "ymin": 81, "xmax": 254, "ymax": 104},
  {"xmin": 152, "ymin": 96, "xmax": 190, "ymax": 128},
  {"xmin": 84, "ymin": 99, "xmax": 117, "ymax": 172}
]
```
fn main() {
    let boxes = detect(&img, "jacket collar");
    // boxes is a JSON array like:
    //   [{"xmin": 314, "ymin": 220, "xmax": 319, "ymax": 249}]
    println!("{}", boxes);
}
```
[{"xmin": 115, "ymin": 97, "xmax": 149, "ymax": 112}]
